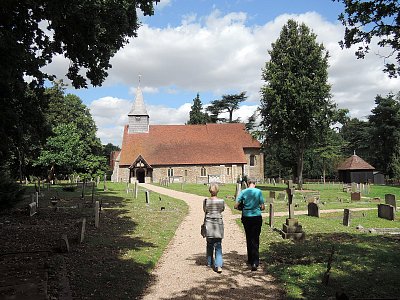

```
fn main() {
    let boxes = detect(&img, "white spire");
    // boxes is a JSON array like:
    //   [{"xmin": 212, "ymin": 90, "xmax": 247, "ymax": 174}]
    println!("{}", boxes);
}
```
[{"xmin": 128, "ymin": 77, "xmax": 148, "ymax": 116}]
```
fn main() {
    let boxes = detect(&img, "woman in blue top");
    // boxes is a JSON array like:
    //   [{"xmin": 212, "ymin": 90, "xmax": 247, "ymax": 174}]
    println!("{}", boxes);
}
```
[{"xmin": 234, "ymin": 178, "xmax": 265, "ymax": 271}]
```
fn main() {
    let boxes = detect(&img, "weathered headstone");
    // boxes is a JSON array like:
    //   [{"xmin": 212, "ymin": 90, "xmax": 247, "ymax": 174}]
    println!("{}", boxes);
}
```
[
  {"xmin": 95, "ymin": 201, "xmax": 100, "ymax": 228},
  {"xmin": 385, "ymin": 194, "xmax": 397, "ymax": 211},
  {"xmin": 269, "ymin": 191, "xmax": 275, "ymax": 202},
  {"xmin": 378, "ymin": 204, "xmax": 395, "ymax": 221},
  {"xmin": 59, "ymin": 234, "xmax": 70, "ymax": 253},
  {"xmin": 269, "ymin": 203, "xmax": 274, "ymax": 228},
  {"xmin": 343, "ymin": 209, "xmax": 351, "ymax": 226},
  {"xmin": 28, "ymin": 202, "xmax": 37, "ymax": 216},
  {"xmin": 308, "ymin": 202, "xmax": 320, "ymax": 218},
  {"xmin": 351, "ymin": 192, "xmax": 361, "ymax": 201}
]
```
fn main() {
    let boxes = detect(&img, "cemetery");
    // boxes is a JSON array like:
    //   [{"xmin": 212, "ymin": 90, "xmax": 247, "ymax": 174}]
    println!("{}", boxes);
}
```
[
  {"xmin": 163, "ymin": 181, "xmax": 400, "ymax": 299},
  {"xmin": 0, "ymin": 181, "xmax": 187, "ymax": 299}
]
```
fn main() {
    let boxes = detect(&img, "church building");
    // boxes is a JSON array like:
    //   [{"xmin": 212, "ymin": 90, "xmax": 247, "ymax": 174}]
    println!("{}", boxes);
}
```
[{"xmin": 111, "ymin": 86, "xmax": 264, "ymax": 184}]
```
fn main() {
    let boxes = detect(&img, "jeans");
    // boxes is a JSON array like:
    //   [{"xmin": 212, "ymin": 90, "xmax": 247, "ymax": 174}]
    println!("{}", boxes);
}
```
[
  {"xmin": 241, "ymin": 215, "xmax": 262, "ymax": 266},
  {"xmin": 206, "ymin": 238, "xmax": 223, "ymax": 268}
]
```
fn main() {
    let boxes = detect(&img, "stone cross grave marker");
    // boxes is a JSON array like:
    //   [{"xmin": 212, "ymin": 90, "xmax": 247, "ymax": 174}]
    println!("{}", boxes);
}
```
[
  {"xmin": 281, "ymin": 180, "xmax": 305, "ymax": 240},
  {"xmin": 378, "ymin": 204, "xmax": 395, "ymax": 221},
  {"xmin": 385, "ymin": 194, "xmax": 397, "ymax": 211},
  {"xmin": 308, "ymin": 202, "xmax": 320, "ymax": 218},
  {"xmin": 343, "ymin": 209, "xmax": 351, "ymax": 226}
]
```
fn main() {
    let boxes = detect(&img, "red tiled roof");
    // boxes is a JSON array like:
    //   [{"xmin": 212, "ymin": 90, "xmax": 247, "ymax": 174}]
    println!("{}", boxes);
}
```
[
  {"xmin": 337, "ymin": 154, "xmax": 375, "ymax": 170},
  {"xmin": 119, "ymin": 123, "xmax": 260, "ymax": 166}
]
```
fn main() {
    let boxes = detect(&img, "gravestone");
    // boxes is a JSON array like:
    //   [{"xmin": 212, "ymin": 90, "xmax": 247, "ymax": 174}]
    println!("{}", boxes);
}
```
[
  {"xmin": 28, "ymin": 202, "xmax": 37, "ymax": 216},
  {"xmin": 351, "ymin": 182, "xmax": 357, "ymax": 192},
  {"xmin": 281, "ymin": 180, "xmax": 305, "ymax": 240},
  {"xmin": 269, "ymin": 191, "xmax": 275, "ymax": 202},
  {"xmin": 145, "ymin": 190, "xmax": 150, "ymax": 204},
  {"xmin": 59, "ymin": 234, "xmax": 70, "ymax": 253},
  {"xmin": 308, "ymin": 202, "xmax": 320, "ymax": 218},
  {"xmin": 343, "ymin": 209, "xmax": 351, "ymax": 226},
  {"xmin": 277, "ymin": 192, "xmax": 286, "ymax": 201},
  {"xmin": 95, "ymin": 201, "xmax": 100, "ymax": 228},
  {"xmin": 385, "ymin": 194, "xmax": 397, "ymax": 211},
  {"xmin": 269, "ymin": 203, "xmax": 274, "ymax": 228},
  {"xmin": 378, "ymin": 204, "xmax": 395, "ymax": 221},
  {"xmin": 351, "ymin": 192, "xmax": 361, "ymax": 201}
]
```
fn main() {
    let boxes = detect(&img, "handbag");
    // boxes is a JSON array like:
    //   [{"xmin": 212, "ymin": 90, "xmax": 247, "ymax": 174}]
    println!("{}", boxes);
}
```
[
  {"xmin": 237, "ymin": 201, "xmax": 244, "ymax": 211},
  {"xmin": 201, "ymin": 223, "xmax": 207, "ymax": 238}
]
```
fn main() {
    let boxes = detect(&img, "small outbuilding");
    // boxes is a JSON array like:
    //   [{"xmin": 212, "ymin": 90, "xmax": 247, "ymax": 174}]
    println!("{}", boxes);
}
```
[{"xmin": 337, "ymin": 154, "xmax": 375, "ymax": 184}]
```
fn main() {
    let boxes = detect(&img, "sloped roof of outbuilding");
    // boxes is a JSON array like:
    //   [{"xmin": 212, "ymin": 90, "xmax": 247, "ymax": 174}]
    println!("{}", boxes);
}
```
[
  {"xmin": 119, "ymin": 123, "xmax": 260, "ymax": 166},
  {"xmin": 337, "ymin": 154, "xmax": 375, "ymax": 170}
]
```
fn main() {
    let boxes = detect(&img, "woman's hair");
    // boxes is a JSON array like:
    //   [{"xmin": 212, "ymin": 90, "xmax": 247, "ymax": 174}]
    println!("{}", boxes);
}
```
[{"xmin": 209, "ymin": 183, "xmax": 219, "ymax": 196}]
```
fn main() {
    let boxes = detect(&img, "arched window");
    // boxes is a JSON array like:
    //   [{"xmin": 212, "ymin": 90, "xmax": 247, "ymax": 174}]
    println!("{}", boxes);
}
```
[
  {"xmin": 201, "ymin": 167, "xmax": 206, "ymax": 176},
  {"xmin": 168, "ymin": 167, "xmax": 174, "ymax": 177},
  {"xmin": 250, "ymin": 155, "xmax": 256, "ymax": 166}
]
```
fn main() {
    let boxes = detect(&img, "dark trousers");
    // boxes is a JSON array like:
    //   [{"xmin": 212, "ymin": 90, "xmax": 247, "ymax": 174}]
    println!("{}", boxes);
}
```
[{"xmin": 241, "ymin": 215, "xmax": 262, "ymax": 266}]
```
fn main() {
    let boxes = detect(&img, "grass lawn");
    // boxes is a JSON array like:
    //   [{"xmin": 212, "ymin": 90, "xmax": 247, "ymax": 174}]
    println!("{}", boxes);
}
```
[
  {"xmin": 1, "ymin": 182, "xmax": 188, "ymax": 299},
  {"xmin": 159, "ymin": 182, "xmax": 400, "ymax": 299}
]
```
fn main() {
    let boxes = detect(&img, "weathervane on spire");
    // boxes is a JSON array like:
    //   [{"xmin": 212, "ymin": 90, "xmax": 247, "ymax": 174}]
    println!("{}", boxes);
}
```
[{"xmin": 138, "ymin": 74, "xmax": 142, "ymax": 87}]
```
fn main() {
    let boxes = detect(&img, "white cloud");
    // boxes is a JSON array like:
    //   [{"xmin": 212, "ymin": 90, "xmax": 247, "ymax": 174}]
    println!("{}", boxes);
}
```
[{"xmin": 46, "ymin": 10, "xmax": 400, "ymax": 145}]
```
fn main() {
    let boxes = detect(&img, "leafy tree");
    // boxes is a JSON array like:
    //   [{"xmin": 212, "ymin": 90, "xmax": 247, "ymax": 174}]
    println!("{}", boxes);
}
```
[
  {"xmin": 206, "ymin": 92, "xmax": 247, "ymax": 123},
  {"xmin": 0, "ymin": 0, "xmax": 158, "ymax": 177},
  {"xmin": 260, "ymin": 19, "xmax": 335, "ymax": 188},
  {"xmin": 103, "ymin": 143, "xmax": 121, "ymax": 170},
  {"xmin": 44, "ymin": 82, "xmax": 102, "ymax": 155},
  {"xmin": 340, "ymin": 118, "xmax": 372, "ymax": 161},
  {"xmin": 368, "ymin": 93, "xmax": 400, "ymax": 178},
  {"xmin": 187, "ymin": 93, "xmax": 209, "ymax": 124},
  {"xmin": 36, "ymin": 123, "xmax": 85, "ymax": 180},
  {"xmin": 334, "ymin": 0, "xmax": 400, "ymax": 77}
]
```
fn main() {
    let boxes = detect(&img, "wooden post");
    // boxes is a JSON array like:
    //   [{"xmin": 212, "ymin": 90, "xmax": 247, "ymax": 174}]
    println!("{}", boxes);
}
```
[
  {"xmin": 91, "ymin": 182, "xmax": 95, "ymax": 203},
  {"xmin": 95, "ymin": 201, "xmax": 100, "ymax": 228},
  {"xmin": 269, "ymin": 203, "xmax": 274, "ymax": 228}
]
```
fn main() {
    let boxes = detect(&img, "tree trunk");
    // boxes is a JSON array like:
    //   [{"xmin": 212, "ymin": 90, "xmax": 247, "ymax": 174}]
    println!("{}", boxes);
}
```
[
  {"xmin": 228, "ymin": 109, "xmax": 233, "ymax": 122},
  {"xmin": 296, "ymin": 142, "xmax": 305, "ymax": 190},
  {"xmin": 322, "ymin": 159, "xmax": 326, "ymax": 184}
]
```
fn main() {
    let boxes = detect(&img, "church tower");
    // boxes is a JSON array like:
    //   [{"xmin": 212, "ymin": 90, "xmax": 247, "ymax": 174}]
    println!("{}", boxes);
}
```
[{"xmin": 128, "ymin": 77, "xmax": 149, "ymax": 134}]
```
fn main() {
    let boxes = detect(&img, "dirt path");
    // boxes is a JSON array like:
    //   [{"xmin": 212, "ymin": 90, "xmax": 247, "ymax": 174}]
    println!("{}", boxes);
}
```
[{"xmin": 140, "ymin": 184, "xmax": 284, "ymax": 300}]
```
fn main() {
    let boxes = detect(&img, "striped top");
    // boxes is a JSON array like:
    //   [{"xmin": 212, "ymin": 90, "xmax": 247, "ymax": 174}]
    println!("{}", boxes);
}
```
[{"xmin": 203, "ymin": 198, "xmax": 225, "ymax": 219}]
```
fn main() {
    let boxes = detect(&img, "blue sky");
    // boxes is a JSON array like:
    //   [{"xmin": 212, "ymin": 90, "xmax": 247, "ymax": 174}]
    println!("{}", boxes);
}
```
[{"xmin": 47, "ymin": 0, "xmax": 399, "ymax": 146}]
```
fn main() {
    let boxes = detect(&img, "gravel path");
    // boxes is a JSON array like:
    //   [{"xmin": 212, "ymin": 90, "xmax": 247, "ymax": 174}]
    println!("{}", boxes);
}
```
[{"xmin": 140, "ymin": 184, "xmax": 284, "ymax": 300}]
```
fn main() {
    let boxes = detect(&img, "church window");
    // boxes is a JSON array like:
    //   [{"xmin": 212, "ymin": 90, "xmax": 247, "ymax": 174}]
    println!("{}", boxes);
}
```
[
  {"xmin": 201, "ymin": 167, "xmax": 206, "ymax": 176},
  {"xmin": 250, "ymin": 155, "xmax": 256, "ymax": 166},
  {"xmin": 226, "ymin": 168, "xmax": 230, "ymax": 175},
  {"xmin": 184, "ymin": 170, "xmax": 188, "ymax": 176},
  {"xmin": 135, "ymin": 116, "xmax": 141, "ymax": 121},
  {"xmin": 168, "ymin": 167, "xmax": 174, "ymax": 177}
]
